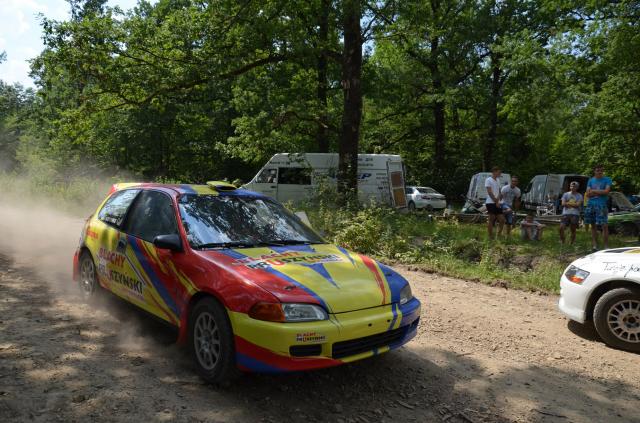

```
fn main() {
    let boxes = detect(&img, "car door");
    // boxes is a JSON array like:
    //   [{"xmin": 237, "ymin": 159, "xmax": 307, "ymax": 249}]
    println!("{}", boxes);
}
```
[
  {"xmin": 120, "ymin": 190, "xmax": 182, "ymax": 326},
  {"xmin": 92, "ymin": 188, "xmax": 141, "ymax": 297}
]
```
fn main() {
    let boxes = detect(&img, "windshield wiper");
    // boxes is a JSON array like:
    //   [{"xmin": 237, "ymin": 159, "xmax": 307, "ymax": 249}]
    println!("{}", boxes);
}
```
[
  {"xmin": 265, "ymin": 239, "xmax": 321, "ymax": 245},
  {"xmin": 194, "ymin": 241, "xmax": 258, "ymax": 250}
]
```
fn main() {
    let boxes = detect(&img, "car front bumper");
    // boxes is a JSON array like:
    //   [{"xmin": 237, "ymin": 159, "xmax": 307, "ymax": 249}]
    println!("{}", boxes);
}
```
[
  {"xmin": 558, "ymin": 275, "xmax": 590, "ymax": 324},
  {"xmin": 229, "ymin": 297, "xmax": 421, "ymax": 372}
]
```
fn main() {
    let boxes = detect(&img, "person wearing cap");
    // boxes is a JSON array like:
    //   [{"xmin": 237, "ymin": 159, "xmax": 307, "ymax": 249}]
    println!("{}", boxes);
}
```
[{"xmin": 559, "ymin": 181, "xmax": 583, "ymax": 245}]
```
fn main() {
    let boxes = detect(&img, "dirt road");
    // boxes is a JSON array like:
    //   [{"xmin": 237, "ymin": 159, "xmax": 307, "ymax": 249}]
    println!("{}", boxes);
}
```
[{"xmin": 1, "ymin": 251, "xmax": 639, "ymax": 423}]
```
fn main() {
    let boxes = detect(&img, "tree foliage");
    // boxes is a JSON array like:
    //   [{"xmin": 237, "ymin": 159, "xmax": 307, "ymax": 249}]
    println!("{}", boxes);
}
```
[{"xmin": 0, "ymin": 0, "xmax": 638, "ymax": 195}]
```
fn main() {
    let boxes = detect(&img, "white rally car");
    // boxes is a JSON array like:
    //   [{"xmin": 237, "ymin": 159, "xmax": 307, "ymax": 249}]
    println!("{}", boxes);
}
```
[{"xmin": 559, "ymin": 247, "xmax": 640, "ymax": 352}]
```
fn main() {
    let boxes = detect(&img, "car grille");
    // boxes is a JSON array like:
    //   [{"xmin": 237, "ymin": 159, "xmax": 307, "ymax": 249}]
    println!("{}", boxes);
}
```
[
  {"xmin": 331, "ymin": 319, "xmax": 418, "ymax": 359},
  {"xmin": 289, "ymin": 344, "xmax": 322, "ymax": 357}
]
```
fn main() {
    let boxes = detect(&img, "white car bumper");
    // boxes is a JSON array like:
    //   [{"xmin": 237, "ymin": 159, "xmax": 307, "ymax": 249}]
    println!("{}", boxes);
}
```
[
  {"xmin": 414, "ymin": 199, "xmax": 447, "ymax": 210},
  {"xmin": 558, "ymin": 275, "xmax": 590, "ymax": 324}
]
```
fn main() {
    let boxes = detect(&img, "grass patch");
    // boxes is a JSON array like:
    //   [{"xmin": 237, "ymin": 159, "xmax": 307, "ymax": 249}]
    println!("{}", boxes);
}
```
[{"xmin": 305, "ymin": 206, "xmax": 630, "ymax": 294}]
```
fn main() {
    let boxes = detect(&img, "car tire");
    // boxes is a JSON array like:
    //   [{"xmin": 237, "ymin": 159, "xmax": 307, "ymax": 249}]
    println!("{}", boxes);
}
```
[
  {"xmin": 188, "ymin": 297, "xmax": 239, "ymax": 385},
  {"xmin": 78, "ymin": 251, "xmax": 100, "ymax": 301},
  {"xmin": 593, "ymin": 287, "xmax": 640, "ymax": 352},
  {"xmin": 619, "ymin": 222, "xmax": 639, "ymax": 237},
  {"xmin": 408, "ymin": 201, "xmax": 416, "ymax": 211},
  {"xmin": 425, "ymin": 204, "xmax": 434, "ymax": 212}
]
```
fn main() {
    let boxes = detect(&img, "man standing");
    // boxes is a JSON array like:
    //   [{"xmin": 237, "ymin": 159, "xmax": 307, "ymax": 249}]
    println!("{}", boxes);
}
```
[
  {"xmin": 485, "ymin": 166, "xmax": 505, "ymax": 239},
  {"xmin": 500, "ymin": 176, "xmax": 521, "ymax": 236},
  {"xmin": 559, "ymin": 181, "xmax": 583, "ymax": 245},
  {"xmin": 585, "ymin": 165, "xmax": 612, "ymax": 250}
]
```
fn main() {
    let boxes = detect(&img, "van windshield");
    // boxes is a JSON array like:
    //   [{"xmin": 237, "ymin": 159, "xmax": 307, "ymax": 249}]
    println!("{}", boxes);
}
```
[{"xmin": 178, "ymin": 194, "xmax": 324, "ymax": 249}]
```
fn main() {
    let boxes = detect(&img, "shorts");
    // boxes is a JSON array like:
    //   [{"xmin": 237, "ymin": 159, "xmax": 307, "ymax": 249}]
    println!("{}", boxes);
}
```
[
  {"xmin": 561, "ymin": 214, "xmax": 580, "ymax": 227},
  {"xmin": 584, "ymin": 204, "xmax": 608, "ymax": 226},
  {"xmin": 486, "ymin": 203, "xmax": 502, "ymax": 215},
  {"xmin": 501, "ymin": 204, "xmax": 514, "ymax": 224}
]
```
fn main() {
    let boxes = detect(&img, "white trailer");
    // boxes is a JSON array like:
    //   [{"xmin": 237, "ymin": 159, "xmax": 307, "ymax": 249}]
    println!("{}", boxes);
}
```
[{"xmin": 242, "ymin": 153, "xmax": 407, "ymax": 207}]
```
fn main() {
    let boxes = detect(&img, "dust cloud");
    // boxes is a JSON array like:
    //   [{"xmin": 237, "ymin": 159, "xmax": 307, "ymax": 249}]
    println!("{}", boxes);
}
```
[{"xmin": 0, "ymin": 194, "xmax": 90, "ymax": 295}]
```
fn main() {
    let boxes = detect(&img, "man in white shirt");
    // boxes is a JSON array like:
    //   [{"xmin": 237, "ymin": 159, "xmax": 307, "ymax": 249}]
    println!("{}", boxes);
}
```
[
  {"xmin": 500, "ymin": 176, "xmax": 521, "ymax": 236},
  {"xmin": 485, "ymin": 166, "xmax": 505, "ymax": 239}
]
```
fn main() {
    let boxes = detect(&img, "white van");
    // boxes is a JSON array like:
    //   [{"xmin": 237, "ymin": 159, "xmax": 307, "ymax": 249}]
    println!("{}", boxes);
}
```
[
  {"xmin": 465, "ymin": 172, "xmax": 512, "ymax": 204},
  {"xmin": 243, "ymin": 153, "xmax": 407, "ymax": 207},
  {"xmin": 521, "ymin": 174, "xmax": 589, "ymax": 213}
]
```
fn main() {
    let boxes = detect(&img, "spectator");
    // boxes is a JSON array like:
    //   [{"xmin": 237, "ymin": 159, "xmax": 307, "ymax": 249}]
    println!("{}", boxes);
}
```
[
  {"xmin": 521, "ymin": 214, "xmax": 545, "ymax": 241},
  {"xmin": 485, "ymin": 166, "xmax": 505, "ymax": 239},
  {"xmin": 585, "ymin": 165, "xmax": 612, "ymax": 251},
  {"xmin": 559, "ymin": 181, "xmax": 583, "ymax": 245},
  {"xmin": 500, "ymin": 176, "xmax": 521, "ymax": 236}
]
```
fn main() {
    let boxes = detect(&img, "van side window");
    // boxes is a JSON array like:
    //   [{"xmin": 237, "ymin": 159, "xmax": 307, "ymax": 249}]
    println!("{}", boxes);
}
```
[
  {"xmin": 256, "ymin": 168, "xmax": 277, "ymax": 183},
  {"xmin": 98, "ymin": 189, "xmax": 141, "ymax": 228},
  {"xmin": 278, "ymin": 168, "xmax": 311, "ymax": 185}
]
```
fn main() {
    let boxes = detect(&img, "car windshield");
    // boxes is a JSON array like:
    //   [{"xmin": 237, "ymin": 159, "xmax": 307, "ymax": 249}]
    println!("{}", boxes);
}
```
[
  {"xmin": 178, "ymin": 194, "xmax": 324, "ymax": 249},
  {"xmin": 417, "ymin": 187, "xmax": 437, "ymax": 194}
]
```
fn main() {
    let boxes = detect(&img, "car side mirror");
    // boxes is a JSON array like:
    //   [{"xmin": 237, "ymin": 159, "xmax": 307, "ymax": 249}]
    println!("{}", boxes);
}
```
[{"xmin": 153, "ymin": 234, "xmax": 183, "ymax": 252}]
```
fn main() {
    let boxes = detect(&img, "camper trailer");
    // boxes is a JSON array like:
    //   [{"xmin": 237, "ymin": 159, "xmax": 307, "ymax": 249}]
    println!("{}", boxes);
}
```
[
  {"xmin": 521, "ymin": 174, "xmax": 589, "ymax": 213},
  {"xmin": 243, "ymin": 153, "xmax": 407, "ymax": 207},
  {"xmin": 465, "ymin": 172, "xmax": 512, "ymax": 204}
]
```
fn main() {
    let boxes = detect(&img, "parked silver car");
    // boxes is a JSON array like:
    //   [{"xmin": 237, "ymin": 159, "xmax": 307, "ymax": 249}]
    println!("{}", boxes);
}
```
[{"xmin": 405, "ymin": 186, "xmax": 447, "ymax": 211}]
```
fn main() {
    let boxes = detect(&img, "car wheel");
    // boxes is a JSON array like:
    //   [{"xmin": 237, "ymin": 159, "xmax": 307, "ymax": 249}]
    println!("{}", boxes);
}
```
[
  {"xmin": 189, "ymin": 297, "xmax": 238, "ymax": 384},
  {"xmin": 78, "ymin": 252, "xmax": 99, "ymax": 300},
  {"xmin": 408, "ymin": 201, "xmax": 416, "ymax": 211},
  {"xmin": 425, "ymin": 204, "xmax": 434, "ymax": 212},
  {"xmin": 593, "ymin": 287, "xmax": 640, "ymax": 352}
]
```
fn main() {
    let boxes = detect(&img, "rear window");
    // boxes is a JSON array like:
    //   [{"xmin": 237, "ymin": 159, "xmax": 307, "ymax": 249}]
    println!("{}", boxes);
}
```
[
  {"xmin": 97, "ymin": 189, "xmax": 140, "ymax": 227},
  {"xmin": 417, "ymin": 187, "xmax": 437, "ymax": 194}
]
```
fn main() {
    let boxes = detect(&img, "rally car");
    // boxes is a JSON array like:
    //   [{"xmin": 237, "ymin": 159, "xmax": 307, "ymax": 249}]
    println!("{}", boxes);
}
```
[
  {"xmin": 73, "ymin": 182, "xmax": 421, "ymax": 383},
  {"xmin": 559, "ymin": 247, "xmax": 640, "ymax": 352}
]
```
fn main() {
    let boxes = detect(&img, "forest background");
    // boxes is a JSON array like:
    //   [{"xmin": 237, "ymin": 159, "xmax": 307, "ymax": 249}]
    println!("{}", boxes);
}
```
[{"xmin": 1, "ymin": 0, "xmax": 639, "ymax": 197}]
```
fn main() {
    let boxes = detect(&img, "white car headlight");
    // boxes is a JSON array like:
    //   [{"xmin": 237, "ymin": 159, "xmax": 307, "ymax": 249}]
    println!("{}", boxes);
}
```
[
  {"xmin": 282, "ymin": 303, "xmax": 329, "ymax": 322},
  {"xmin": 400, "ymin": 284, "xmax": 413, "ymax": 305},
  {"xmin": 565, "ymin": 265, "xmax": 590, "ymax": 284}
]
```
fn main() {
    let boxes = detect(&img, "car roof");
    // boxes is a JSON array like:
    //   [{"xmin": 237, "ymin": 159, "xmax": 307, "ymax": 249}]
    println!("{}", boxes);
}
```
[{"xmin": 109, "ymin": 181, "xmax": 267, "ymax": 198}]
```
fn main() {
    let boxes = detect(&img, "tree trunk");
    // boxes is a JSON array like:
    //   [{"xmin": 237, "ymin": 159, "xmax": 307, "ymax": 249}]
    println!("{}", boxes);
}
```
[
  {"xmin": 429, "ymin": 35, "xmax": 446, "ymax": 173},
  {"xmin": 484, "ymin": 53, "xmax": 501, "ymax": 170},
  {"xmin": 338, "ymin": 0, "xmax": 362, "ymax": 195},
  {"xmin": 316, "ymin": 0, "xmax": 330, "ymax": 153}
]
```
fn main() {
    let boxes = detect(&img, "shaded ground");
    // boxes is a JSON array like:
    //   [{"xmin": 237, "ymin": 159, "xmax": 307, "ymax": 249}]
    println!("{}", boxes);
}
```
[{"xmin": 1, "ymin": 253, "xmax": 639, "ymax": 423}]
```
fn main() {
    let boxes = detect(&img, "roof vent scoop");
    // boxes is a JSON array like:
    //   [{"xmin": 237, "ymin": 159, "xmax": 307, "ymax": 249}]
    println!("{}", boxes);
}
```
[{"xmin": 206, "ymin": 181, "xmax": 237, "ymax": 191}]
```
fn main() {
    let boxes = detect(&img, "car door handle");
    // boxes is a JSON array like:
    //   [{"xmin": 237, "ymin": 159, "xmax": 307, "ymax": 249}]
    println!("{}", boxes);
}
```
[{"xmin": 116, "ymin": 238, "xmax": 127, "ymax": 253}]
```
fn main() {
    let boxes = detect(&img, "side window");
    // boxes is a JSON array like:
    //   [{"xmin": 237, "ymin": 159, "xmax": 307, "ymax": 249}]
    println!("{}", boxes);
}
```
[
  {"xmin": 97, "ymin": 189, "xmax": 141, "ymax": 227},
  {"xmin": 124, "ymin": 191, "xmax": 178, "ymax": 242},
  {"xmin": 256, "ymin": 168, "xmax": 278, "ymax": 183},
  {"xmin": 278, "ymin": 168, "xmax": 311, "ymax": 185},
  {"xmin": 405, "ymin": 188, "xmax": 413, "ymax": 195}
]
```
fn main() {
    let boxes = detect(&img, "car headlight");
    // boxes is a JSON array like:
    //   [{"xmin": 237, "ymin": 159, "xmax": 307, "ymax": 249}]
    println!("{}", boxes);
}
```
[
  {"xmin": 565, "ymin": 265, "xmax": 590, "ymax": 284},
  {"xmin": 249, "ymin": 302, "xmax": 328, "ymax": 322},
  {"xmin": 400, "ymin": 284, "xmax": 413, "ymax": 305}
]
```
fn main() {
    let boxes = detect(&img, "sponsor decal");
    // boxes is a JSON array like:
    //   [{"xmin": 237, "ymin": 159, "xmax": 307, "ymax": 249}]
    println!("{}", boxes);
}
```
[
  {"xmin": 98, "ymin": 248, "xmax": 126, "ymax": 267},
  {"xmin": 603, "ymin": 262, "xmax": 640, "ymax": 277},
  {"xmin": 296, "ymin": 332, "xmax": 326, "ymax": 343},
  {"xmin": 86, "ymin": 228, "xmax": 99, "ymax": 239},
  {"xmin": 109, "ymin": 269, "xmax": 144, "ymax": 294},
  {"xmin": 232, "ymin": 251, "xmax": 343, "ymax": 269}
]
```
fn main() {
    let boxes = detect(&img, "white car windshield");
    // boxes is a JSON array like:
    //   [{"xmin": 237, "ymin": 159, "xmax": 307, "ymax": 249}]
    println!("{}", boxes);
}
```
[{"xmin": 178, "ymin": 194, "xmax": 323, "ymax": 249}]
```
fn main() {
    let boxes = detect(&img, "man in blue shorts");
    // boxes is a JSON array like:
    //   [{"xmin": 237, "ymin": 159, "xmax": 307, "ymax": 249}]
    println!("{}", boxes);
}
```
[{"xmin": 584, "ymin": 165, "xmax": 612, "ymax": 250}]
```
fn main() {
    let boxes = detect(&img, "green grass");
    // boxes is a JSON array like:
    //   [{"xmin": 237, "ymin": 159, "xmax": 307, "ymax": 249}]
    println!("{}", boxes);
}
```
[{"xmin": 305, "ymin": 207, "xmax": 632, "ymax": 294}]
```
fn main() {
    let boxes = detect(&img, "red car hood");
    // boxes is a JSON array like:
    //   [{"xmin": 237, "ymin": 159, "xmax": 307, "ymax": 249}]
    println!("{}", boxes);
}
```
[{"xmin": 198, "ymin": 244, "xmax": 401, "ymax": 313}]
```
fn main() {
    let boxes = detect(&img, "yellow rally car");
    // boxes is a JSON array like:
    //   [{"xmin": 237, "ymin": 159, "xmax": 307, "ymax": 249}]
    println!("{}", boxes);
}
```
[{"xmin": 73, "ymin": 182, "xmax": 421, "ymax": 383}]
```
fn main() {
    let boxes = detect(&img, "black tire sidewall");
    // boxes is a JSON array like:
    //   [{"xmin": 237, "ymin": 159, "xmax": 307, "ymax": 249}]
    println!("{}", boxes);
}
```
[
  {"xmin": 79, "ymin": 252, "xmax": 99, "ymax": 300},
  {"xmin": 593, "ymin": 287, "xmax": 640, "ymax": 353},
  {"xmin": 408, "ymin": 201, "xmax": 415, "ymax": 211},
  {"xmin": 188, "ymin": 297, "xmax": 237, "ymax": 384}
]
